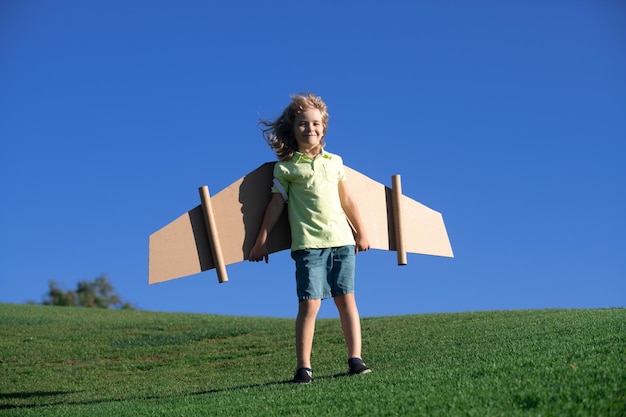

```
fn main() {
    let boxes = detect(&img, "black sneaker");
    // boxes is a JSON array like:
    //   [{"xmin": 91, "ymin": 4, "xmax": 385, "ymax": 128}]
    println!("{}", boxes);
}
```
[
  {"xmin": 348, "ymin": 358, "xmax": 371, "ymax": 375},
  {"xmin": 293, "ymin": 367, "xmax": 313, "ymax": 383}
]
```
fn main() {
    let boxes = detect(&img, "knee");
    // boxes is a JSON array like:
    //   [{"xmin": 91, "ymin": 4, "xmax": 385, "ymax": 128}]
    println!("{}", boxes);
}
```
[
  {"xmin": 334, "ymin": 293, "xmax": 357, "ymax": 312},
  {"xmin": 298, "ymin": 299, "xmax": 321, "ymax": 318}
]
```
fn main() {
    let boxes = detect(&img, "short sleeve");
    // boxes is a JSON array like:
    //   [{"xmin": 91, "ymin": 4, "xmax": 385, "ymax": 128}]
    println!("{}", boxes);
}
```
[
  {"xmin": 272, "ymin": 162, "xmax": 290, "ymax": 199},
  {"xmin": 336, "ymin": 155, "xmax": 346, "ymax": 182}
]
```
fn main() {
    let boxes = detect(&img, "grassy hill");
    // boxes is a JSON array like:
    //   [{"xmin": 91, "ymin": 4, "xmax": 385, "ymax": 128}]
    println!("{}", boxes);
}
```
[{"xmin": 0, "ymin": 304, "xmax": 624, "ymax": 416}]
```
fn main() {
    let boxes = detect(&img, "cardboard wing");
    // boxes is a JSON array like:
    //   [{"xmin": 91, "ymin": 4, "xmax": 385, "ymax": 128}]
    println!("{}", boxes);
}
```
[{"xmin": 148, "ymin": 162, "xmax": 453, "ymax": 285}]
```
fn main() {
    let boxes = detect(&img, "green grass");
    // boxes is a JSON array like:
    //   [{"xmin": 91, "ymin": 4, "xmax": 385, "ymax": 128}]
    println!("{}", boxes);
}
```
[{"xmin": 0, "ymin": 304, "xmax": 624, "ymax": 416}]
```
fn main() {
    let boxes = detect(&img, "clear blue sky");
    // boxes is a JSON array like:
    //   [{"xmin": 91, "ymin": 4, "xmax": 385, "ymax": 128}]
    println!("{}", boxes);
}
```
[{"xmin": 1, "ymin": 0, "xmax": 624, "ymax": 318}]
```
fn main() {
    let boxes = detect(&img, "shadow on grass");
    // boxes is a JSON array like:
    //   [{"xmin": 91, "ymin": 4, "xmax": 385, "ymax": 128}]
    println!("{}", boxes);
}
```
[
  {"xmin": 191, "ymin": 371, "xmax": 350, "ymax": 395},
  {"xmin": 0, "ymin": 373, "xmax": 352, "ymax": 410},
  {"xmin": 0, "ymin": 391, "xmax": 77, "ymax": 400},
  {"xmin": 0, "ymin": 391, "xmax": 79, "ymax": 410}
]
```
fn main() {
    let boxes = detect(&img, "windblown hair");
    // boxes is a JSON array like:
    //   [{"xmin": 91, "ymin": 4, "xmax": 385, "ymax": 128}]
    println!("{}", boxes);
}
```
[{"xmin": 260, "ymin": 93, "xmax": 329, "ymax": 161}]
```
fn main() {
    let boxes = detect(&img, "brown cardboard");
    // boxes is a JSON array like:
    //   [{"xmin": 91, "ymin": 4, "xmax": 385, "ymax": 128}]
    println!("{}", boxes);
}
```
[
  {"xmin": 391, "ymin": 175, "xmax": 407, "ymax": 265},
  {"xmin": 342, "ymin": 167, "xmax": 453, "ymax": 257},
  {"xmin": 199, "ymin": 186, "xmax": 228, "ymax": 283},
  {"xmin": 148, "ymin": 162, "xmax": 453, "ymax": 285}
]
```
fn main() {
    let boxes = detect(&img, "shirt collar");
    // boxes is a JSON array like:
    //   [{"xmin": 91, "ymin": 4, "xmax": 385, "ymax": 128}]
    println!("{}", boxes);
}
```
[{"xmin": 293, "ymin": 149, "xmax": 330, "ymax": 163}]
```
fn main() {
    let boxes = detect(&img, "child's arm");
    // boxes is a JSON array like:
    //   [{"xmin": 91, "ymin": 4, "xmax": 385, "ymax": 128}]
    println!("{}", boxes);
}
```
[
  {"xmin": 338, "ymin": 180, "xmax": 371, "ymax": 252},
  {"xmin": 248, "ymin": 193, "xmax": 285, "ymax": 263}
]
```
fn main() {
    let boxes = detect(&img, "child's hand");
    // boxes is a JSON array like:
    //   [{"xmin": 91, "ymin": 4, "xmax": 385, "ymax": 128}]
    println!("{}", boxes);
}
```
[
  {"xmin": 248, "ymin": 193, "xmax": 284, "ymax": 264},
  {"xmin": 355, "ymin": 234, "xmax": 370, "ymax": 253},
  {"xmin": 248, "ymin": 242, "xmax": 269, "ymax": 263}
]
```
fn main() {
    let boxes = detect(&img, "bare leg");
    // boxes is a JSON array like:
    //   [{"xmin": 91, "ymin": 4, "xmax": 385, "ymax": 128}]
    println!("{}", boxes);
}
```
[
  {"xmin": 333, "ymin": 293, "xmax": 362, "ymax": 359},
  {"xmin": 295, "ymin": 299, "xmax": 321, "ymax": 369}
]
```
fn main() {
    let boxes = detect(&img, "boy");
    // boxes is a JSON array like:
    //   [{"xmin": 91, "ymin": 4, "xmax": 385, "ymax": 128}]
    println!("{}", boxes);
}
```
[{"xmin": 248, "ymin": 93, "xmax": 371, "ymax": 383}]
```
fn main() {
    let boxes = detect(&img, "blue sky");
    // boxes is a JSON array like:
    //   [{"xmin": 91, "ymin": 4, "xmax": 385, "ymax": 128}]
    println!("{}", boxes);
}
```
[{"xmin": 1, "ymin": 0, "xmax": 624, "ymax": 318}]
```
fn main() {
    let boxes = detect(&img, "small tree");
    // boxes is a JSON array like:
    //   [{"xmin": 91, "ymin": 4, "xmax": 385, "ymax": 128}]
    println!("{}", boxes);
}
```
[
  {"xmin": 42, "ymin": 281, "xmax": 78, "ymax": 307},
  {"xmin": 42, "ymin": 275, "xmax": 134, "ymax": 309}
]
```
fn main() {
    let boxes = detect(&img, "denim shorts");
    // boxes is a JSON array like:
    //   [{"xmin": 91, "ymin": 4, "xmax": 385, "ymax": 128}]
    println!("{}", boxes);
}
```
[{"xmin": 291, "ymin": 245, "xmax": 356, "ymax": 301}]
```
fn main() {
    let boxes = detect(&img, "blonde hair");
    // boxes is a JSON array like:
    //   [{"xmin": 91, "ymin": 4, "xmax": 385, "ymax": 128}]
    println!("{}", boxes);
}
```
[{"xmin": 260, "ymin": 93, "xmax": 329, "ymax": 161}]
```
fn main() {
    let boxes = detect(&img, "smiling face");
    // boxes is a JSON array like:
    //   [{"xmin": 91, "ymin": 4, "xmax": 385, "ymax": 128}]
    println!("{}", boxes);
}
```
[{"xmin": 293, "ymin": 108, "xmax": 325, "ymax": 156}]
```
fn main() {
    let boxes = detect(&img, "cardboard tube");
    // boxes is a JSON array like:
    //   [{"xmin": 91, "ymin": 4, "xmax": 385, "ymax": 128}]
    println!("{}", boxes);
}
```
[
  {"xmin": 391, "ymin": 175, "xmax": 407, "ymax": 265},
  {"xmin": 199, "ymin": 186, "xmax": 228, "ymax": 283}
]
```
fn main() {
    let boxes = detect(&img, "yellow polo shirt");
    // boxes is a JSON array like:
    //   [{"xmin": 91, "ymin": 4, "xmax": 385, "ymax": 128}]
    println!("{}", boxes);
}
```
[{"xmin": 273, "ymin": 150, "xmax": 355, "ymax": 251}]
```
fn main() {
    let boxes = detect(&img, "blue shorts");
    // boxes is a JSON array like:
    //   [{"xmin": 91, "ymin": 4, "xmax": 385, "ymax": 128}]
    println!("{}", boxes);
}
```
[{"xmin": 291, "ymin": 245, "xmax": 356, "ymax": 301}]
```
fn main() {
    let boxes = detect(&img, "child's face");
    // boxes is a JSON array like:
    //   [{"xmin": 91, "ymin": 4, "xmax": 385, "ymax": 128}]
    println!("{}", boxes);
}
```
[{"xmin": 293, "ymin": 108, "xmax": 325, "ymax": 153}]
